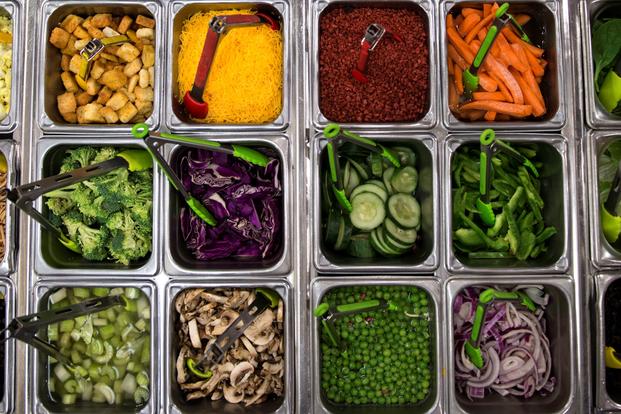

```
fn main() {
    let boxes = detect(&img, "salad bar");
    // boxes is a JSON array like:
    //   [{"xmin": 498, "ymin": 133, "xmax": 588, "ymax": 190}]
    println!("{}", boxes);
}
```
[{"xmin": 0, "ymin": 0, "xmax": 612, "ymax": 413}]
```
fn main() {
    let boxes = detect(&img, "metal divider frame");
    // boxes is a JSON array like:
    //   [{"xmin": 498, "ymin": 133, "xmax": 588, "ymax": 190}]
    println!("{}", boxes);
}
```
[
  {"xmin": 34, "ymin": 0, "xmax": 164, "ymax": 134},
  {"xmin": 26, "ymin": 278, "xmax": 159, "ymax": 414},
  {"xmin": 444, "ymin": 276, "xmax": 578, "ymax": 414},
  {"xmin": 0, "ymin": 139, "xmax": 18, "ymax": 277},
  {"xmin": 161, "ymin": 134, "xmax": 292, "ymax": 277},
  {"xmin": 438, "ymin": 0, "xmax": 567, "ymax": 131},
  {"xmin": 30, "ymin": 136, "xmax": 162, "ymax": 277},
  {"xmin": 163, "ymin": 278, "xmax": 294, "ymax": 414},
  {"xmin": 164, "ymin": 0, "xmax": 292, "ymax": 133},
  {"xmin": 443, "ymin": 133, "xmax": 571, "ymax": 275},
  {"xmin": 0, "ymin": 279, "xmax": 15, "ymax": 414},
  {"xmin": 309, "ymin": 276, "xmax": 444, "ymax": 414},
  {"xmin": 311, "ymin": 132, "xmax": 440, "ymax": 273}
]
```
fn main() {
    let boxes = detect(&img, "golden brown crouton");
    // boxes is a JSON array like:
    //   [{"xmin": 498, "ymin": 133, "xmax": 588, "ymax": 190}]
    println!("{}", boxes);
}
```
[
  {"xmin": 126, "ymin": 30, "xmax": 139, "ymax": 44},
  {"xmin": 134, "ymin": 86, "xmax": 154, "ymax": 102},
  {"xmin": 116, "ymin": 43, "xmax": 140, "ymax": 63},
  {"xmin": 136, "ymin": 28, "xmax": 154, "ymax": 40},
  {"xmin": 128, "ymin": 74, "xmax": 139, "ymax": 93},
  {"xmin": 136, "ymin": 15, "xmax": 155, "ymax": 29},
  {"xmin": 91, "ymin": 14, "xmax": 113, "ymax": 28},
  {"xmin": 123, "ymin": 57, "xmax": 142, "ymax": 77},
  {"xmin": 117, "ymin": 16, "xmax": 133, "ymax": 34},
  {"xmin": 90, "ymin": 60, "xmax": 105, "ymax": 80},
  {"xmin": 74, "ymin": 39, "xmax": 89, "ymax": 50},
  {"xmin": 99, "ymin": 69, "xmax": 127, "ymax": 90},
  {"xmin": 49, "ymin": 27, "xmax": 70, "ymax": 49},
  {"xmin": 60, "ymin": 14, "xmax": 83, "ymax": 34},
  {"xmin": 99, "ymin": 106, "xmax": 119, "ymax": 123},
  {"xmin": 75, "ymin": 91, "xmax": 93, "ymax": 107},
  {"xmin": 77, "ymin": 103, "xmax": 105, "ymax": 123},
  {"xmin": 61, "ymin": 71, "xmax": 79, "ymax": 93},
  {"xmin": 86, "ymin": 78, "xmax": 101, "ymax": 96},
  {"xmin": 68, "ymin": 54, "xmax": 83, "ymax": 75},
  {"xmin": 148, "ymin": 67, "xmax": 154, "ymax": 87},
  {"xmin": 141, "ymin": 44, "xmax": 155, "ymax": 68},
  {"xmin": 60, "ymin": 35, "xmax": 78, "ymax": 56},
  {"xmin": 96, "ymin": 86, "xmax": 113, "ymax": 104},
  {"xmin": 138, "ymin": 69, "xmax": 149, "ymax": 88},
  {"xmin": 61, "ymin": 111, "xmax": 77, "ymax": 123},
  {"xmin": 87, "ymin": 26, "xmax": 104, "ymax": 39},
  {"xmin": 135, "ymin": 99, "xmax": 153, "ymax": 116},
  {"xmin": 106, "ymin": 91, "xmax": 129, "ymax": 111},
  {"xmin": 72, "ymin": 25, "xmax": 90, "ymax": 40},
  {"xmin": 60, "ymin": 55, "xmax": 71, "ymax": 72},
  {"xmin": 102, "ymin": 27, "xmax": 120, "ymax": 38},
  {"xmin": 117, "ymin": 101, "xmax": 138, "ymax": 123},
  {"xmin": 57, "ymin": 92, "xmax": 76, "ymax": 114}
]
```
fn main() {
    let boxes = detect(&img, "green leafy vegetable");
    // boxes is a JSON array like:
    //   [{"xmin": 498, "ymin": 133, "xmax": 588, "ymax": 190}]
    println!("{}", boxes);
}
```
[{"xmin": 592, "ymin": 19, "xmax": 621, "ymax": 91}]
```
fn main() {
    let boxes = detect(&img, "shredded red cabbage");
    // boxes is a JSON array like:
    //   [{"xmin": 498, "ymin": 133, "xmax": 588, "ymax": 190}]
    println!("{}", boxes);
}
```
[
  {"xmin": 179, "ymin": 149, "xmax": 282, "ymax": 261},
  {"xmin": 454, "ymin": 286, "xmax": 555, "ymax": 400}
]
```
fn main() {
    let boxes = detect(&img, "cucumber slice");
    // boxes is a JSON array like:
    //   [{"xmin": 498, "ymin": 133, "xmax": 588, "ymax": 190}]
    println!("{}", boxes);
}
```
[
  {"xmin": 325, "ymin": 210, "xmax": 341, "ymax": 245},
  {"xmin": 334, "ymin": 216, "xmax": 352, "ymax": 251},
  {"xmin": 384, "ymin": 217, "xmax": 417, "ymax": 245},
  {"xmin": 373, "ymin": 227, "xmax": 403, "ymax": 256},
  {"xmin": 387, "ymin": 194, "xmax": 421, "ymax": 229},
  {"xmin": 370, "ymin": 153, "xmax": 384, "ymax": 177},
  {"xmin": 347, "ymin": 234, "xmax": 375, "ymax": 258},
  {"xmin": 349, "ymin": 193, "xmax": 385, "ymax": 231},
  {"xmin": 367, "ymin": 180, "xmax": 387, "ymax": 191},
  {"xmin": 345, "ymin": 164, "xmax": 360, "ymax": 197},
  {"xmin": 347, "ymin": 158, "xmax": 369, "ymax": 181},
  {"xmin": 343, "ymin": 162, "xmax": 350, "ymax": 193},
  {"xmin": 321, "ymin": 171, "xmax": 333, "ymax": 212},
  {"xmin": 391, "ymin": 146, "xmax": 417, "ymax": 167},
  {"xmin": 383, "ymin": 168, "xmax": 395, "ymax": 194},
  {"xmin": 390, "ymin": 166, "xmax": 419, "ymax": 194},
  {"xmin": 350, "ymin": 184, "xmax": 388, "ymax": 203}
]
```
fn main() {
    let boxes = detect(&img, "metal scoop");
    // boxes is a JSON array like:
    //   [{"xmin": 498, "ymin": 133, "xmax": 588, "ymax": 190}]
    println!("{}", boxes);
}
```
[
  {"xmin": 7, "ymin": 149, "xmax": 152, "ymax": 254},
  {"xmin": 351, "ymin": 23, "xmax": 402, "ymax": 83}
]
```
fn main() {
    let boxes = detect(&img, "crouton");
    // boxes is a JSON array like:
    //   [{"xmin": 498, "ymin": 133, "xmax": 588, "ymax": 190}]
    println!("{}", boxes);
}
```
[
  {"xmin": 138, "ymin": 69, "xmax": 149, "ymax": 88},
  {"xmin": 99, "ymin": 69, "xmax": 127, "ymax": 90},
  {"xmin": 141, "ymin": 44, "xmax": 154, "ymax": 68},
  {"xmin": 60, "ymin": 55, "xmax": 71, "ymax": 72},
  {"xmin": 49, "ymin": 27, "xmax": 70, "ymax": 49},
  {"xmin": 128, "ymin": 74, "xmax": 139, "ymax": 93},
  {"xmin": 87, "ymin": 26, "xmax": 104, "ymax": 39},
  {"xmin": 60, "ymin": 35, "xmax": 78, "ymax": 55},
  {"xmin": 106, "ymin": 91, "xmax": 129, "ymax": 111},
  {"xmin": 61, "ymin": 71, "xmax": 79, "ymax": 93},
  {"xmin": 68, "ymin": 54, "xmax": 83, "ymax": 75},
  {"xmin": 136, "ymin": 15, "xmax": 155, "ymax": 29},
  {"xmin": 96, "ymin": 86, "xmax": 113, "ymax": 104},
  {"xmin": 57, "ymin": 92, "xmax": 76, "ymax": 114},
  {"xmin": 99, "ymin": 106, "xmax": 118, "ymax": 123},
  {"xmin": 72, "ymin": 25, "xmax": 90, "ymax": 40},
  {"xmin": 148, "ymin": 66, "xmax": 154, "ymax": 87},
  {"xmin": 123, "ymin": 57, "xmax": 142, "ymax": 77},
  {"xmin": 102, "ymin": 27, "xmax": 120, "ymax": 38},
  {"xmin": 86, "ymin": 78, "xmax": 101, "ymax": 96},
  {"xmin": 77, "ymin": 103, "xmax": 105, "ymax": 123},
  {"xmin": 135, "ymin": 99, "xmax": 153, "ymax": 116},
  {"xmin": 134, "ymin": 86, "xmax": 153, "ymax": 102},
  {"xmin": 60, "ymin": 14, "xmax": 83, "ymax": 34},
  {"xmin": 117, "ymin": 101, "xmax": 138, "ymax": 123},
  {"xmin": 74, "ymin": 39, "xmax": 89, "ymax": 50},
  {"xmin": 90, "ymin": 60, "xmax": 105, "ymax": 80},
  {"xmin": 81, "ymin": 17, "xmax": 92, "ymax": 29},
  {"xmin": 75, "ymin": 91, "xmax": 94, "ymax": 107},
  {"xmin": 117, "ymin": 16, "xmax": 133, "ymax": 34},
  {"xmin": 116, "ymin": 43, "xmax": 140, "ymax": 63},
  {"xmin": 61, "ymin": 111, "xmax": 77, "ymax": 123},
  {"xmin": 126, "ymin": 30, "xmax": 139, "ymax": 44},
  {"xmin": 136, "ymin": 28, "xmax": 154, "ymax": 40},
  {"xmin": 91, "ymin": 14, "xmax": 113, "ymax": 29}
]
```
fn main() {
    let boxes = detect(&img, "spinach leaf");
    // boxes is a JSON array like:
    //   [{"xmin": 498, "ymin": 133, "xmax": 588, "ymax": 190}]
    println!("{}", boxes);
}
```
[{"xmin": 592, "ymin": 19, "xmax": 621, "ymax": 91}]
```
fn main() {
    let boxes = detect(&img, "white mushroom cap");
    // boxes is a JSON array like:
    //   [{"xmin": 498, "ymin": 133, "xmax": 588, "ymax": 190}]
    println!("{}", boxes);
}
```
[
  {"xmin": 230, "ymin": 361, "xmax": 254, "ymax": 387},
  {"xmin": 223, "ymin": 384, "xmax": 245, "ymax": 403}
]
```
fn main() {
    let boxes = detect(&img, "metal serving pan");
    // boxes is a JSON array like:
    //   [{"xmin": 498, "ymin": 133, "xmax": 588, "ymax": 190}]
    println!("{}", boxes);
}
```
[
  {"xmin": 0, "ymin": 0, "xmax": 24, "ymax": 133},
  {"xmin": 309, "ymin": 276, "xmax": 444, "ymax": 414},
  {"xmin": 163, "ymin": 278, "xmax": 294, "ymax": 414},
  {"xmin": 161, "ymin": 134, "xmax": 291, "ymax": 277},
  {"xmin": 34, "ymin": 0, "xmax": 164, "ymax": 134},
  {"xmin": 443, "ymin": 133, "xmax": 571, "ymax": 274},
  {"xmin": 165, "ymin": 0, "xmax": 291, "ymax": 132},
  {"xmin": 31, "ymin": 136, "xmax": 161, "ymax": 276},
  {"xmin": 580, "ymin": 0, "xmax": 621, "ymax": 129},
  {"xmin": 0, "ymin": 279, "xmax": 15, "ymax": 414},
  {"xmin": 311, "ymin": 132, "xmax": 439, "ymax": 273},
  {"xmin": 0, "ymin": 139, "xmax": 18, "ymax": 277},
  {"xmin": 306, "ymin": 0, "xmax": 438, "ymax": 131},
  {"xmin": 444, "ymin": 276, "xmax": 578, "ymax": 414},
  {"xmin": 27, "ymin": 278, "xmax": 158, "ymax": 414},
  {"xmin": 439, "ymin": 0, "xmax": 566, "ymax": 131}
]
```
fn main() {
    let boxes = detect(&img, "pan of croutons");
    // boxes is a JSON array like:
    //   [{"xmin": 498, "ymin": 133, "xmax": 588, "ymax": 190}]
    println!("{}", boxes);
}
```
[{"xmin": 41, "ymin": 4, "xmax": 158, "ymax": 129}]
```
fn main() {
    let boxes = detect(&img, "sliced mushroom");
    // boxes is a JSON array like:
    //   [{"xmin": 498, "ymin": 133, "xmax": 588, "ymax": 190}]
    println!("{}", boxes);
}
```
[
  {"xmin": 217, "ymin": 362, "xmax": 235, "ymax": 375},
  {"xmin": 185, "ymin": 289, "xmax": 204, "ymax": 305},
  {"xmin": 262, "ymin": 360, "xmax": 283, "ymax": 376},
  {"xmin": 211, "ymin": 390, "xmax": 223, "ymax": 400},
  {"xmin": 223, "ymin": 384, "xmax": 244, "ymax": 403},
  {"xmin": 200, "ymin": 372, "xmax": 222, "ymax": 394},
  {"xmin": 244, "ymin": 377, "xmax": 271, "ymax": 406},
  {"xmin": 180, "ymin": 380, "xmax": 209, "ymax": 391},
  {"xmin": 277, "ymin": 300, "xmax": 284, "ymax": 323},
  {"xmin": 187, "ymin": 390, "xmax": 209, "ymax": 401},
  {"xmin": 210, "ymin": 310, "xmax": 240, "ymax": 336},
  {"xmin": 244, "ymin": 309, "xmax": 275, "ymax": 346},
  {"xmin": 188, "ymin": 319, "xmax": 202, "ymax": 349},
  {"xmin": 201, "ymin": 292, "xmax": 229, "ymax": 304},
  {"xmin": 175, "ymin": 291, "xmax": 186, "ymax": 314},
  {"xmin": 176, "ymin": 347, "xmax": 189, "ymax": 384},
  {"xmin": 230, "ymin": 361, "xmax": 254, "ymax": 387},
  {"xmin": 241, "ymin": 336, "xmax": 258, "ymax": 357}
]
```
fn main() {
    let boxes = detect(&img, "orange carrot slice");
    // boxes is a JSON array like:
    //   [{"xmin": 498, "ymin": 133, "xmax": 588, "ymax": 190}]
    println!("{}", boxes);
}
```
[
  {"xmin": 454, "ymin": 62, "xmax": 464, "ymax": 95},
  {"xmin": 448, "ymin": 26, "xmax": 475, "ymax": 64},
  {"xmin": 448, "ymin": 44, "xmax": 469, "ymax": 71},
  {"xmin": 460, "ymin": 100, "xmax": 533, "ymax": 117},
  {"xmin": 479, "ymin": 73, "xmax": 498, "ymax": 92},
  {"xmin": 511, "ymin": 68, "xmax": 546, "ymax": 117},
  {"xmin": 473, "ymin": 91, "xmax": 506, "ymax": 101},
  {"xmin": 459, "ymin": 13, "xmax": 481, "ymax": 37},
  {"xmin": 484, "ymin": 111, "xmax": 497, "ymax": 121}
]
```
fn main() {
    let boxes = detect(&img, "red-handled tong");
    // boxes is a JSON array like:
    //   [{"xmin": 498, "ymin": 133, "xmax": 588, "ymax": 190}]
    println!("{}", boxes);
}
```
[
  {"xmin": 183, "ymin": 12, "xmax": 280, "ymax": 119},
  {"xmin": 351, "ymin": 23, "xmax": 402, "ymax": 83}
]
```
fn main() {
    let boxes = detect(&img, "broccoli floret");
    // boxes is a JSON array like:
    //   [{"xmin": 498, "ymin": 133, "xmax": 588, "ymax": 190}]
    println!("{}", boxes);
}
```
[
  {"xmin": 92, "ymin": 147, "xmax": 118, "ymax": 164},
  {"xmin": 76, "ymin": 223, "xmax": 109, "ymax": 261},
  {"xmin": 45, "ymin": 183, "xmax": 81, "ymax": 216},
  {"xmin": 108, "ymin": 229, "xmax": 150, "ymax": 265},
  {"xmin": 61, "ymin": 210, "xmax": 85, "ymax": 240},
  {"xmin": 60, "ymin": 147, "xmax": 98, "ymax": 172}
]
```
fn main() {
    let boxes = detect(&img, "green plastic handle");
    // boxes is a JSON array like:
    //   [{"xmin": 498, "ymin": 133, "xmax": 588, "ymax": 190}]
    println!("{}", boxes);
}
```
[
  {"xmin": 494, "ymin": 139, "xmax": 539, "ymax": 177},
  {"xmin": 321, "ymin": 319, "xmax": 339, "ymax": 348},
  {"xmin": 479, "ymin": 129, "xmax": 495, "ymax": 198},
  {"xmin": 327, "ymin": 142, "xmax": 338, "ymax": 184},
  {"xmin": 332, "ymin": 185, "xmax": 352, "ymax": 212},
  {"xmin": 335, "ymin": 300, "xmax": 381, "ymax": 313},
  {"xmin": 479, "ymin": 151, "xmax": 488, "ymax": 196},
  {"xmin": 314, "ymin": 302, "xmax": 330, "ymax": 317},
  {"xmin": 479, "ymin": 288, "xmax": 518, "ymax": 304},
  {"xmin": 473, "ymin": 26, "xmax": 499, "ymax": 69},
  {"xmin": 186, "ymin": 196, "xmax": 216, "ymax": 226},
  {"xmin": 341, "ymin": 129, "xmax": 377, "ymax": 148},
  {"xmin": 231, "ymin": 145, "xmax": 269, "ymax": 167},
  {"xmin": 323, "ymin": 123, "xmax": 341, "ymax": 139},
  {"xmin": 117, "ymin": 149, "xmax": 153, "ymax": 171},
  {"xmin": 131, "ymin": 123, "xmax": 150, "ymax": 139},
  {"xmin": 158, "ymin": 131, "xmax": 221, "ymax": 149},
  {"xmin": 469, "ymin": 303, "xmax": 486, "ymax": 343},
  {"xmin": 256, "ymin": 288, "xmax": 280, "ymax": 308},
  {"xmin": 495, "ymin": 2, "xmax": 510, "ymax": 17}
]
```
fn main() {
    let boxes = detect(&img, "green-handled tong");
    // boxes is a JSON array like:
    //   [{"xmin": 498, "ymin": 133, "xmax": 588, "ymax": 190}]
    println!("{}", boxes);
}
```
[
  {"xmin": 185, "ymin": 288, "xmax": 280, "ymax": 378},
  {"xmin": 462, "ymin": 3, "xmax": 531, "ymax": 99},
  {"xmin": 7, "ymin": 150, "xmax": 152, "ymax": 254},
  {"xmin": 323, "ymin": 123, "xmax": 400, "ymax": 212},
  {"xmin": 131, "ymin": 123, "xmax": 270, "ymax": 227},
  {"xmin": 477, "ymin": 129, "xmax": 539, "ymax": 227},
  {"xmin": 0, "ymin": 295, "xmax": 126, "ymax": 369},
  {"xmin": 464, "ymin": 288, "xmax": 536, "ymax": 369}
]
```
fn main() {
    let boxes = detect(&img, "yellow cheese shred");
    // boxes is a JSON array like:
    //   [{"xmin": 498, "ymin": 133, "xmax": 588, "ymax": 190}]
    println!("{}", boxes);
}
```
[{"xmin": 177, "ymin": 9, "xmax": 283, "ymax": 124}]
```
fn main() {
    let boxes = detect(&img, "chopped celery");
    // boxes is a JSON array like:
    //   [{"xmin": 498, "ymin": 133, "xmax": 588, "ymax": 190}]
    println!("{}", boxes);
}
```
[
  {"xmin": 73, "ymin": 288, "xmax": 90, "ymax": 299},
  {"xmin": 136, "ymin": 370, "xmax": 149, "ymax": 387},
  {"xmin": 121, "ymin": 324, "xmax": 139, "ymax": 341},
  {"xmin": 59, "ymin": 319, "xmax": 74, "ymax": 333},
  {"xmin": 59, "ymin": 333, "xmax": 71, "ymax": 349},
  {"xmin": 99, "ymin": 325, "xmax": 115, "ymax": 340},
  {"xmin": 82, "ymin": 358, "xmax": 92, "ymax": 369},
  {"xmin": 136, "ymin": 296, "xmax": 149, "ymax": 315},
  {"xmin": 49, "ymin": 377, "xmax": 56, "ymax": 393},
  {"xmin": 139, "ymin": 307, "xmax": 151, "ymax": 320},
  {"xmin": 88, "ymin": 365, "xmax": 101, "ymax": 381},
  {"xmin": 54, "ymin": 364, "xmax": 71, "ymax": 383},
  {"xmin": 61, "ymin": 394, "xmax": 77, "ymax": 405},
  {"xmin": 51, "ymin": 298, "xmax": 70, "ymax": 310},
  {"xmin": 70, "ymin": 329, "xmax": 81, "ymax": 342},
  {"xmin": 91, "ymin": 390, "xmax": 106, "ymax": 403},
  {"xmin": 70, "ymin": 350, "xmax": 82, "ymax": 365},
  {"xmin": 74, "ymin": 366, "xmax": 88, "ymax": 378},
  {"xmin": 122, "ymin": 297, "xmax": 138, "ymax": 313},
  {"xmin": 92, "ymin": 288, "xmax": 110, "ymax": 297},
  {"xmin": 110, "ymin": 287, "xmax": 124, "ymax": 296},
  {"xmin": 110, "ymin": 336, "xmax": 122, "ymax": 349},
  {"xmin": 81, "ymin": 379, "xmax": 93, "ymax": 401},
  {"xmin": 134, "ymin": 386, "xmax": 149, "ymax": 405},
  {"xmin": 100, "ymin": 365, "xmax": 120, "ymax": 380},
  {"xmin": 89, "ymin": 339, "xmax": 104, "ymax": 356},
  {"xmin": 116, "ymin": 312, "xmax": 132, "ymax": 329},
  {"xmin": 124, "ymin": 288, "xmax": 140, "ymax": 299},
  {"xmin": 94, "ymin": 382, "xmax": 115, "ymax": 404},
  {"xmin": 49, "ymin": 288, "xmax": 67, "ymax": 304},
  {"xmin": 121, "ymin": 373, "xmax": 137, "ymax": 396},
  {"xmin": 140, "ymin": 338, "xmax": 150, "ymax": 365},
  {"xmin": 47, "ymin": 324, "xmax": 59, "ymax": 342},
  {"xmin": 81, "ymin": 317, "xmax": 94, "ymax": 345},
  {"xmin": 113, "ymin": 379, "xmax": 123, "ymax": 398},
  {"xmin": 93, "ymin": 318, "xmax": 108, "ymax": 327},
  {"xmin": 93, "ymin": 342, "xmax": 113, "ymax": 364},
  {"xmin": 73, "ymin": 341, "xmax": 86, "ymax": 354},
  {"xmin": 105, "ymin": 308, "xmax": 116, "ymax": 322},
  {"xmin": 135, "ymin": 319, "xmax": 147, "ymax": 332},
  {"xmin": 64, "ymin": 379, "xmax": 79, "ymax": 394}
]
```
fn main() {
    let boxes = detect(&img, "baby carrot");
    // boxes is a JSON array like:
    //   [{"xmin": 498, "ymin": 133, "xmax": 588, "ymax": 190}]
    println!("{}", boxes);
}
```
[
  {"xmin": 511, "ymin": 68, "xmax": 546, "ymax": 117},
  {"xmin": 497, "ymin": 33, "xmax": 528, "ymax": 72},
  {"xmin": 459, "ymin": 13, "xmax": 481, "ymax": 37},
  {"xmin": 448, "ymin": 26, "xmax": 475, "ymax": 64},
  {"xmin": 512, "ymin": 43, "xmax": 545, "ymax": 108},
  {"xmin": 502, "ymin": 27, "xmax": 544, "ymax": 57},
  {"xmin": 447, "ymin": 14, "xmax": 455, "ymax": 30},
  {"xmin": 454, "ymin": 62, "xmax": 464, "ymax": 95},
  {"xmin": 473, "ymin": 91, "xmax": 506, "ymax": 101},
  {"xmin": 464, "ymin": 4, "xmax": 499, "ymax": 44},
  {"xmin": 484, "ymin": 111, "xmax": 497, "ymax": 121},
  {"xmin": 483, "ymin": 4, "xmax": 492, "ymax": 17},
  {"xmin": 460, "ymin": 100, "xmax": 533, "ymax": 117},
  {"xmin": 521, "ymin": 44, "xmax": 545, "ymax": 77},
  {"xmin": 489, "ymin": 72, "xmax": 513, "ymax": 102},
  {"xmin": 515, "ymin": 14, "xmax": 531, "ymax": 26},
  {"xmin": 449, "ymin": 79, "xmax": 459, "ymax": 109},
  {"xmin": 479, "ymin": 73, "xmax": 498, "ymax": 92},
  {"xmin": 469, "ymin": 42, "xmax": 523, "ymax": 104},
  {"xmin": 448, "ymin": 44, "xmax": 469, "ymax": 71},
  {"xmin": 448, "ymin": 56, "xmax": 454, "ymax": 75},
  {"xmin": 462, "ymin": 8, "xmax": 483, "ymax": 18}
]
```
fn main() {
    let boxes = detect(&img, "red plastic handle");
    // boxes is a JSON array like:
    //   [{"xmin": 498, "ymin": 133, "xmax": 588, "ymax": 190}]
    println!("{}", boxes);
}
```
[
  {"xmin": 352, "ymin": 41, "xmax": 371, "ymax": 82},
  {"xmin": 183, "ymin": 91, "xmax": 208, "ymax": 119}
]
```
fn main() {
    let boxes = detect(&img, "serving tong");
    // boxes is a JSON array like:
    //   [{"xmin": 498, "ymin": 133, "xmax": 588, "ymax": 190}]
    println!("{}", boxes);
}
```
[
  {"xmin": 131, "ymin": 123, "xmax": 270, "ymax": 227},
  {"xmin": 183, "ymin": 12, "xmax": 280, "ymax": 119},
  {"xmin": 186, "ymin": 288, "xmax": 280, "ymax": 378},
  {"xmin": 351, "ymin": 23, "xmax": 402, "ymax": 83},
  {"xmin": 323, "ymin": 123, "xmax": 400, "ymax": 212},
  {"xmin": 7, "ymin": 149, "xmax": 152, "ymax": 254},
  {"xmin": 464, "ymin": 288, "xmax": 536, "ymax": 369},
  {"xmin": 477, "ymin": 128, "xmax": 539, "ymax": 227},
  {"xmin": 0, "ymin": 295, "xmax": 126, "ymax": 369},
  {"xmin": 77, "ymin": 35, "xmax": 130, "ymax": 84}
]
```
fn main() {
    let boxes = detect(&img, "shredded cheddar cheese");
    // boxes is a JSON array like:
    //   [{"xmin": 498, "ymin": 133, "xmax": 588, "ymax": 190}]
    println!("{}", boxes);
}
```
[{"xmin": 177, "ymin": 10, "xmax": 283, "ymax": 124}]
